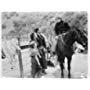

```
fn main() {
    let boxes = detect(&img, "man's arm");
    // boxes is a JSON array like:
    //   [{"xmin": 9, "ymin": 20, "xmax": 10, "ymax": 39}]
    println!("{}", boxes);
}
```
[{"xmin": 41, "ymin": 34, "xmax": 48, "ymax": 42}]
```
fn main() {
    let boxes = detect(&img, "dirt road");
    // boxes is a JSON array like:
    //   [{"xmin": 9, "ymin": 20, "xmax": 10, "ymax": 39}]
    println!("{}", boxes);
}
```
[
  {"xmin": 44, "ymin": 53, "xmax": 88, "ymax": 78},
  {"xmin": 2, "ymin": 49, "xmax": 88, "ymax": 78}
]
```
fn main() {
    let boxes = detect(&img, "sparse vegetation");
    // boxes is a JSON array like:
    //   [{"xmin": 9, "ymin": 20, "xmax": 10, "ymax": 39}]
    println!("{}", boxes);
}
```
[
  {"xmin": 2, "ymin": 12, "xmax": 87, "ymax": 40},
  {"xmin": 1, "ymin": 12, "xmax": 88, "ymax": 78}
]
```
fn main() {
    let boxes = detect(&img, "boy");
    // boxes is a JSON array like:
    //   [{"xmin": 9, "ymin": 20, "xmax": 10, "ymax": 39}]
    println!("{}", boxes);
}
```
[
  {"xmin": 29, "ymin": 41, "xmax": 42, "ymax": 78},
  {"xmin": 30, "ymin": 41, "xmax": 41, "ymax": 68}
]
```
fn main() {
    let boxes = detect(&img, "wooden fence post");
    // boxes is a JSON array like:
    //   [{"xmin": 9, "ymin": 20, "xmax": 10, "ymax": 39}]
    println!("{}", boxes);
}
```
[{"xmin": 17, "ymin": 36, "xmax": 24, "ymax": 78}]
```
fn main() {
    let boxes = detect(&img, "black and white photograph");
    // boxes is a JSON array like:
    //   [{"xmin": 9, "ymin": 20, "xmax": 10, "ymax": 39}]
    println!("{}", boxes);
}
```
[{"xmin": 1, "ymin": 12, "xmax": 88, "ymax": 78}]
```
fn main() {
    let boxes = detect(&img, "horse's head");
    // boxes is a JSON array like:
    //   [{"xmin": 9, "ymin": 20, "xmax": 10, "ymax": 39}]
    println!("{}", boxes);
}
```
[{"xmin": 74, "ymin": 27, "xmax": 88, "ymax": 50}]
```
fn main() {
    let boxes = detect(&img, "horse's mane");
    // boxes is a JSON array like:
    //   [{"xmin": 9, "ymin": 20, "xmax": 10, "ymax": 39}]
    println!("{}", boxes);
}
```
[
  {"xmin": 61, "ymin": 26, "xmax": 87, "ymax": 40},
  {"xmin": 71, "ymin": 26, "xmax": 87, "ymax": 43},
  {"xmin": 56, "ymin": 27, "xmax": 85, "ymax": 48}
]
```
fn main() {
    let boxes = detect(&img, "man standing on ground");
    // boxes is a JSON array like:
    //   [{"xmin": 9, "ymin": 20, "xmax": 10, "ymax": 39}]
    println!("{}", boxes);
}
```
[{"xmin": 30, "ymin": 28, "xmax": 48, "ymax": 75}]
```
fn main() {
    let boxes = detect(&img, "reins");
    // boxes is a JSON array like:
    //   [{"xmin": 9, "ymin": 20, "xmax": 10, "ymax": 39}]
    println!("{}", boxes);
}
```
[{"xmin": 58, "ymin": 32, "xmax": 67, "ymax": 46}]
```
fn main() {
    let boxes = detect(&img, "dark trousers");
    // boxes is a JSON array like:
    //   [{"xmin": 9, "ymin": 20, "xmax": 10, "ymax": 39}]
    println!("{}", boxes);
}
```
[
  {"xmin": 38, "ymin": 48, "xmax": 47, "ymax": 69},
  {"xmin": 31, "ymin": 48, "xmax": 47, "ymax": 77}
]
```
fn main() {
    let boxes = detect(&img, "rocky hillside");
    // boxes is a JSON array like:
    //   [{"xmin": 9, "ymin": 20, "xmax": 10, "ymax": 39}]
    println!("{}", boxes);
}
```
[{"xmin": 2, "ymin": 12, "xmax": 88, "ymax": 41}]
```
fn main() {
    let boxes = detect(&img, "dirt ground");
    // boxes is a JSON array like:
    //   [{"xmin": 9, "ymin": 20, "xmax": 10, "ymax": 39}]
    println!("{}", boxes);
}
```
[{"xmin": 2, "ymin": 48, "xmax": 88, "ymax": 78}]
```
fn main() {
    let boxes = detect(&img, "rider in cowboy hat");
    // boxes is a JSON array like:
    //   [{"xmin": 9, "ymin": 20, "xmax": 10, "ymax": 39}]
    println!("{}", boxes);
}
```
[
  {"xmin": 54, "ymin": 17, "xmax": 71, "ymax": 35},
  {"xmin": 49, "ymin": 17, "xmax": 71, "ymax": 35}
]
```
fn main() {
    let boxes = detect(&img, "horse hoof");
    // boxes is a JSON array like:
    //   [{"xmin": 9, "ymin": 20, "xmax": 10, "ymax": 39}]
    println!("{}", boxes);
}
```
[
  {"xmin": 68, "ymin": 74, "xmax": 71, "ymax": 78},
  {"xmin": 61, "ymin": 74, "xmax": 64, "ymax": 78},
  {"xmin": 61, "ymin": 76, "xmax": 64, "ymax": 78}
]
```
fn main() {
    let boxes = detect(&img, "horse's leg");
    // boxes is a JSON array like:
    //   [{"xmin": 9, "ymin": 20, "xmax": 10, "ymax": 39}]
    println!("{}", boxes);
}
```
[
  {"xmin": 67, "ymin": 56, "xmax": 72, "ymax": 78},
  {"xmin": 58, "ymin": 56, "xmax": 65, "ymax": 78}
]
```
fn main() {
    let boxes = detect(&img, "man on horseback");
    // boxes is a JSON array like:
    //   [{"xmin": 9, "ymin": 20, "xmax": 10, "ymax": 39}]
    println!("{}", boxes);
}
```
[
  {"xmin": 54, "ymin": 17, "xmax": 71, "ymax": 35},
  {"xmin": 52, "ymin": 17, "xmax": 87, "ymax": 78}
]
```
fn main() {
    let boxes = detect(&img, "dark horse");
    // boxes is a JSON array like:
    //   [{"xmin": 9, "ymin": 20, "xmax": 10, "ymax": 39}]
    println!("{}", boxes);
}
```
[{"xmin": 55, "ymin": 27, "xmax": 87, "ymax": 78}]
